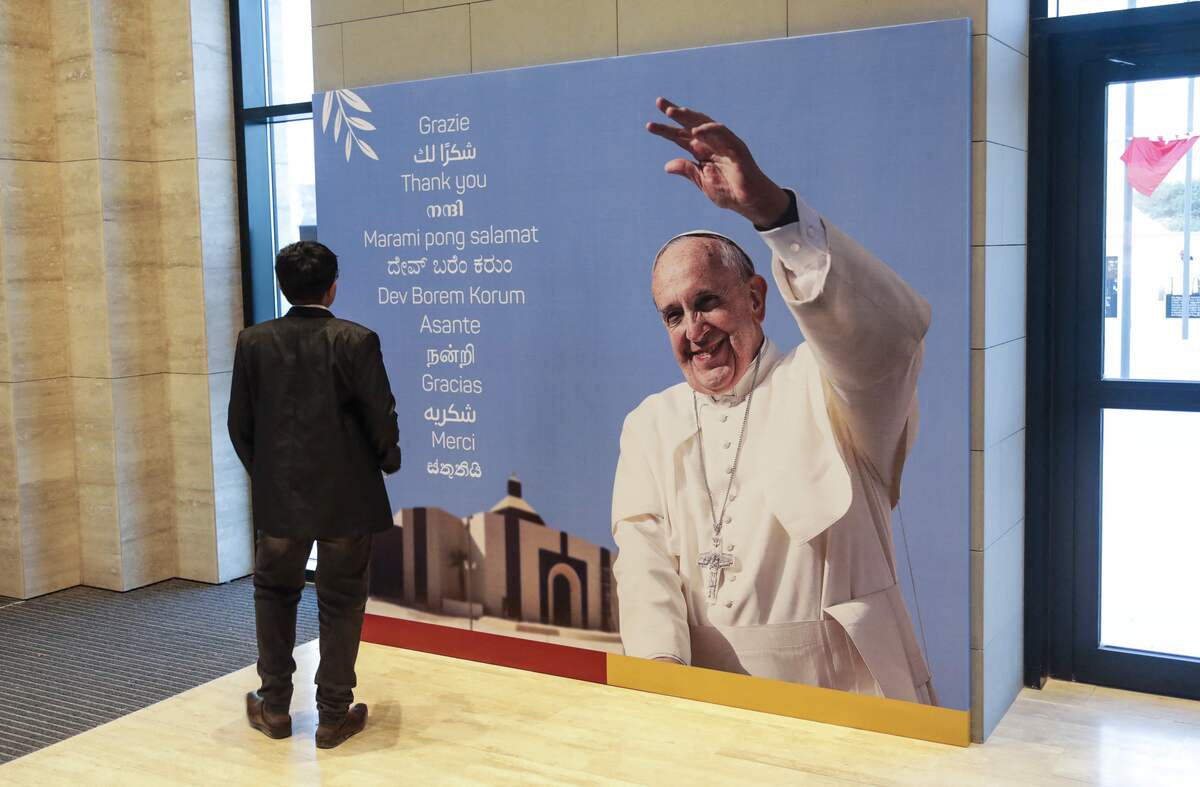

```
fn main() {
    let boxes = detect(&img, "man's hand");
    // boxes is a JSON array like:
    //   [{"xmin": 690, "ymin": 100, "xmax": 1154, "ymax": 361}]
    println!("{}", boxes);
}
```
[{"xmin": 647, "ymin": 97, "xmax": 790, "ymax": 228}]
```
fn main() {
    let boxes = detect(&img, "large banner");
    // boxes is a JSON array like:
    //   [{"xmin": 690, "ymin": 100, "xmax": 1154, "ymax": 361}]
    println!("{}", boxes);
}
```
[{"xmin": 314, "ymin": 20, "xmax": 971, "ymax": 722}]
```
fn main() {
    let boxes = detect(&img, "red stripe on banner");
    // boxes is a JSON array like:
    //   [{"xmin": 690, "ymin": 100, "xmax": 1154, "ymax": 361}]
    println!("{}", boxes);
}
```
[{"xmin": 360, "ymin": 613, "xmax": 608, "ymax": 684}]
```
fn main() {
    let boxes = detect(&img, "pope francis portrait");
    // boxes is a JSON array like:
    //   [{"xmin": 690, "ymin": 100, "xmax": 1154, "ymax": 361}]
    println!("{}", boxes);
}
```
[{"xmin": 611, "ymin": 98, "xmax": 938, "ymax": 705}]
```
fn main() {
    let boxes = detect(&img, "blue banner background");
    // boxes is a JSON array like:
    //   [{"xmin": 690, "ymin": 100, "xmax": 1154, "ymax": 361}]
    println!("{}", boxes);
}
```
[{"xmin": 315, "ymin": 20, "xmax": 971, "ymax": 710}]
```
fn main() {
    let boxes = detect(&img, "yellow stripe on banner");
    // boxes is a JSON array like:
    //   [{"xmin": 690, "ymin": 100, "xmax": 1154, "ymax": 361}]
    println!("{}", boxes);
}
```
[{"xmin": 606, "ymin": 654, "xmax": 970, "ymax": 747}]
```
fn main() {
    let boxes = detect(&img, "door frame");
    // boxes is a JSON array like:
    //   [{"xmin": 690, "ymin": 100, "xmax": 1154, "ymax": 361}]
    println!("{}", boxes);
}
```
[{"xmin": 1027, "ymin": 2, "xmax": 1200, "ymax": 697}]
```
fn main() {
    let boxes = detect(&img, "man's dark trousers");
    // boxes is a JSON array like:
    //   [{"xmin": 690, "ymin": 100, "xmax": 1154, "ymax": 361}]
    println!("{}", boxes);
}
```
[
  {"xmin": 253, "ymin": 532, "xmax": 372, "ymax": 725},
  {"xmin": 228, "ymin": 306, "xmax": 401, "ymax": 727}
]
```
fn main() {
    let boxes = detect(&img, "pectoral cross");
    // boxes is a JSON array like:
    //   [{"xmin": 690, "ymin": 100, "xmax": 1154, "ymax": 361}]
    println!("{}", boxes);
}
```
[{"xmin": 698, "ymin": 543, "xmax": 734, "ymax": 601}]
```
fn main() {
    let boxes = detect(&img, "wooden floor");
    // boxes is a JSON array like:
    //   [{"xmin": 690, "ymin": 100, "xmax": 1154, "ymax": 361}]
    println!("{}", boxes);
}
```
[{"xmin": 3, "ymin": 640, "xmax": 1199, "ymax": 786}]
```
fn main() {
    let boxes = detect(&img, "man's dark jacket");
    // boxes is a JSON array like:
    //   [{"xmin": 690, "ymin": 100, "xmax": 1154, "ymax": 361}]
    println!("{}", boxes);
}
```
[{"xmin": 228, "ymin": 306, "xmax": 401, "ymax": 540}]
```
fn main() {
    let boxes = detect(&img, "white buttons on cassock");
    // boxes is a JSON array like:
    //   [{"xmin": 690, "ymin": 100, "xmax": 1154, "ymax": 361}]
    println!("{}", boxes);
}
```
[
  {"xmin": 723, "ymin": 515, "xmax": 731, "ymax": 524},
  {"xmin": 723, "ymin": 441, "xmax": 731, "ymax": 449},
  {"xmin": 724, "ymin": 600, "xmax": 733, "ymax": 608},
  {"xmin": 729, "ymin": 574, "xmax": 737, "ymax": 583},
  {"xmin": 807, "ymin": 226, "xmax": 817, "ymax": 240},
  {"xmin": 726, "ymin": 543, "xmax": 735, "ymax": 552},
  {"xmin": 789, "ymin": 242, "xmax": 801, "ymax": 253},
  {"xmin": 720, "ymin": 414, "xmax": 728, "ymax": 423}
]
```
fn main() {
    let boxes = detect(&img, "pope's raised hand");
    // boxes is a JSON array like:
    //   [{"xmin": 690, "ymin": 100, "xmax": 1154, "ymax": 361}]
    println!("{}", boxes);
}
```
[{"xmin": 647, "ymin": 97, "xmax": 789, "ymax": 228}]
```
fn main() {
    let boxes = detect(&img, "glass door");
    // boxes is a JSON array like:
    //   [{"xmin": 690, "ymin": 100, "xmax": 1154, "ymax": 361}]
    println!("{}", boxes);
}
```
[{"xmin": 1072, "ymin": 58, "xmax": 1200, "ymax": 698}]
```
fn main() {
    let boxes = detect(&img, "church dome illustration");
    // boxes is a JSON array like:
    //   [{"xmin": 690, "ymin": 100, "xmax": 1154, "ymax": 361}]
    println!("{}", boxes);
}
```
[
  {"xmin": 488, "ymin": 474, "xmax": 544, "ymax": 524},
  {"xmin": 371, "ymin": 476, "xmax": 617, "ymax": 634}
]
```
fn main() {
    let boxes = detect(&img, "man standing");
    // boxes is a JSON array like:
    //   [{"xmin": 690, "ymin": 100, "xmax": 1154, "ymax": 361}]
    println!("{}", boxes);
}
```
[
  {"xmin": 612, "ymin": 99, "xmax": 937, "ymax": 704},
  {"xmin": 228, "ymin": 240, "xmax": 401, "ymax": 748}
]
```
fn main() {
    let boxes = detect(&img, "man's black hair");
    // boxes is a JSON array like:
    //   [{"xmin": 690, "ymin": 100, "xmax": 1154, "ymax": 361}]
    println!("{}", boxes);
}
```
[{"xmin": 275, "ymin": 241, "xmax": 339, "ymax": 305}]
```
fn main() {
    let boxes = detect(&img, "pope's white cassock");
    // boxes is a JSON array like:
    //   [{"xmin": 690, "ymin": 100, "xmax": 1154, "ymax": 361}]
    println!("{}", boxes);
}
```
[{"xmin": 612, "ymin": 193, "xmax": 937, "ymax": 705}]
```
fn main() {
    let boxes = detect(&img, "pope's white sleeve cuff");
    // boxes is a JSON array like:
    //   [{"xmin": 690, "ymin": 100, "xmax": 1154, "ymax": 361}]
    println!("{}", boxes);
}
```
[{"xmin": 759, "ymin": 193, "xmax": 831, "ymax": 304}]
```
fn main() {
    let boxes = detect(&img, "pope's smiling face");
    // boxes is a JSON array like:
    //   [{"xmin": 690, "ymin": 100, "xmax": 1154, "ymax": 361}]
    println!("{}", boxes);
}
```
[{"xmin": 651, "ymin": 237, "xmax": 767, "ymax": 397}]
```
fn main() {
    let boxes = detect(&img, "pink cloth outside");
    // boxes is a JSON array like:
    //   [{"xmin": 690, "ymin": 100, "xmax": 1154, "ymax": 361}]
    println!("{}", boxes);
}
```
[{"xmin": 1120, "ymin": 136, "xmax": 1199, "ymax": 197}]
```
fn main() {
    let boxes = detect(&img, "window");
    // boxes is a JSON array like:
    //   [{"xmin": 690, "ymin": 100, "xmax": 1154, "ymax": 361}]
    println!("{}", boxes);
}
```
[
  {"xmin": 232, "ymin": 0, "xmax": 316, "ymax": 325},
  {"xmin": 1048, "ymin": 0, "xmax": 1198, "ymax": 17},
  {"xmin": 262, "ymin": 0, "xmax": 314, "ymax": 106},
  {"xmin": 1027, "ymin": 0, "xmax": 1200, "ymax": 698}
]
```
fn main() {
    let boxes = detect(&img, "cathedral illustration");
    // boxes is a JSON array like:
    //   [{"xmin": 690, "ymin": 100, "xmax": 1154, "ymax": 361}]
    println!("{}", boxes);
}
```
[{"xmin": 369, "ymin": 476, "xmax": 618, "ymax": 633}]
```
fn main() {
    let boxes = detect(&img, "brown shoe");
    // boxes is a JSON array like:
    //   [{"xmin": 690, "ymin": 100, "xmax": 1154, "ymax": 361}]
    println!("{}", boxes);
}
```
[
  {"xmin": 315, "ymin": 703, "xmax": 368, "ymax": 749},
  {"xmin": 246, "ymin": 691, "xmax": 292, "ymax": 739}
]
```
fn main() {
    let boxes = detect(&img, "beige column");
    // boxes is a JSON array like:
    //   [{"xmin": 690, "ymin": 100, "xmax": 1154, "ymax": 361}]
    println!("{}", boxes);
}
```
[
  {"xmin": 0, "ymin": 0, "xmax": 250, "ymax": 598},
  {"xmin": 172, "ymin": 0, "xmax": 252, "ymax": 584},
  {"xmin": 0, "ymin": 1, "xmax": 81, "ymax": 599}
]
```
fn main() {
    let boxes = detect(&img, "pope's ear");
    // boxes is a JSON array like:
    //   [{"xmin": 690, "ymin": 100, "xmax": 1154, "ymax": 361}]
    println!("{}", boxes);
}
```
[{"xmin": 749, "ymin": 274, "xmax": 768, "ymax": 319}]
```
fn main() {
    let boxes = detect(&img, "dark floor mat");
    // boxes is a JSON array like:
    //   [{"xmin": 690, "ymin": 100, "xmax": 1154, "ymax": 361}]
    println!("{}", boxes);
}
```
[{"xmin": 0, "ymin": 577, "xmax": 318, "ymax": 763}]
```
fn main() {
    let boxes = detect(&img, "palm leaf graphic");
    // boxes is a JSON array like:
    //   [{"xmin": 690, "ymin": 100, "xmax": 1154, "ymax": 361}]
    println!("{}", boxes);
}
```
[{"xmin": 339, "ymin": 89, "xmax": 370, "ymax": 112}]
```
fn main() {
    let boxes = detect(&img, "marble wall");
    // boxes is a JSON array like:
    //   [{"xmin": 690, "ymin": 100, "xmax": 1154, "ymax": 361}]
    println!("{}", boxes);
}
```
[{"xmin": 0, "ymin": 0, "xmax": 250, "ymax": 599}]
